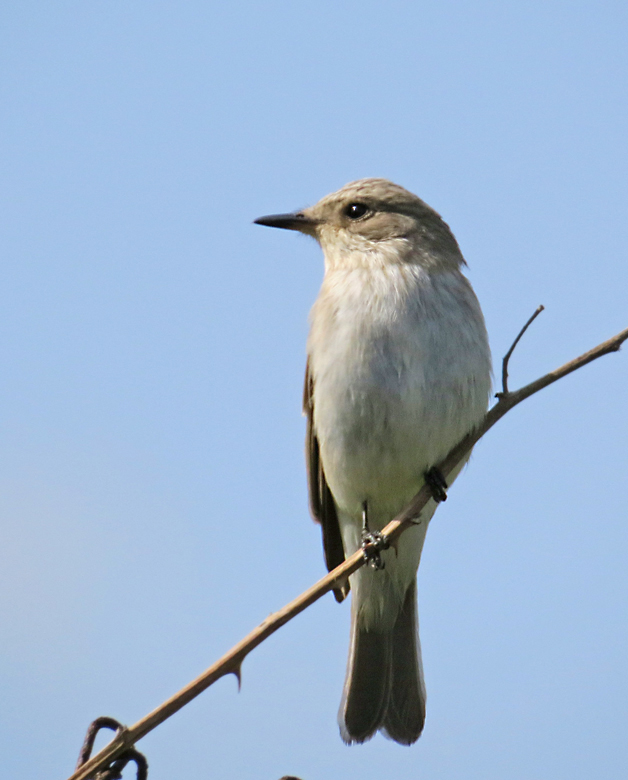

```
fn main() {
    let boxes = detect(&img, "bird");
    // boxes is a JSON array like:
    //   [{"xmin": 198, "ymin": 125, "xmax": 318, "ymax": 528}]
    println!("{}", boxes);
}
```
[{"xmin": 255, "ymin": 178, "xmax": 491, "ymax": 745}]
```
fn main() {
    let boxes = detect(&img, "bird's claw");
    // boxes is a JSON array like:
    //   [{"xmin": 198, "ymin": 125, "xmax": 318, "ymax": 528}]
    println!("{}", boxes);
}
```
[
  {"xmin": 425, "ymin": 466, "xmax": 448, "ymax": 502},
  {"xmin": 361, "ymin": 530, "xmax": 389, "ymax": 570}
]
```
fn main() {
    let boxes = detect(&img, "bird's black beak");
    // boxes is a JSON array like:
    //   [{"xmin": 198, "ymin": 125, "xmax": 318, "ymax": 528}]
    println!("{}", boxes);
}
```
[{"xmin": 254, "ymin": 211, "xmax": 317, "ymax": 232}]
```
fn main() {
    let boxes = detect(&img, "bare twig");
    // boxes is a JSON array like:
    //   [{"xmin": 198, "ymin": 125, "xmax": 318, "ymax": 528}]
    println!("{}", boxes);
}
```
[
  {"xmin": 75, "ymin": 717, "xmax": 148, "ymax": 780},
  {"xmin": 499, "ymin": 304, "xmax": 545, "ymax": 395},
  {"xmin": 76, "ymin": 718, "xmax": 124, "ymax": 771},
  {"xmin": 65, "ymin": 321, "xmax": 628, "ymax": 780},
  {"xmin": 92, "ymin": 749, "xmax": 147, "ymax": 780}
]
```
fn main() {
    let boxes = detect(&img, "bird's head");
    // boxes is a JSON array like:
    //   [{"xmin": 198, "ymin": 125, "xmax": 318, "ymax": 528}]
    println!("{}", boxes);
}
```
[{"xmin": 255, "ymin": 178, "xmax": 464, "ymax": 271}]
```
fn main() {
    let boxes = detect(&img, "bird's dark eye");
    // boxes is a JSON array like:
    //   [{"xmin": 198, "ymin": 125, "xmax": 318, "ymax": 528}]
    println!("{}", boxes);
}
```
[{"xmin": 344, "ymin": 202, "xmax": 369, "ymax": 220}]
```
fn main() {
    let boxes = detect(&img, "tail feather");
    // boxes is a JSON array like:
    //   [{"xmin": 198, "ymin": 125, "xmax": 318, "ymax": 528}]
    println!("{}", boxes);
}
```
[
  {"xmin": 339, "ymin": 617, "xmax": 392, "ymax": 743},
  {"xmin": 382, "ymin": 580, "xmax": 426, "ymax": 744},
  {"xmin": 339, "ymin": 580, "xmax": 425, "ymax": 745}
]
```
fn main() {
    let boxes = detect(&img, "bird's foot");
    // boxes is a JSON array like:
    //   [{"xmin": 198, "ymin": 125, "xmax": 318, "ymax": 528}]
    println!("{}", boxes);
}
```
[
  {"xmin": 361, "ymin": 530, "xmax": 389, "ymax": 570},
  {"xmin": 425, "ymin": 466, "xmax": 448, "ymax": 503},
  {"xmin": 361, "ymin": 501, "xmax": 388, "ymax": 570}
]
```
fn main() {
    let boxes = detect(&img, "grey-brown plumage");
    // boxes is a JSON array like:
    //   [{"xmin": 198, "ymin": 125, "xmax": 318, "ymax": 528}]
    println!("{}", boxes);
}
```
[
  {"xmin": 342, "ymin": 580, "xmax": 424, "ymax": 744},
  {"xmin": 255, "ymin": 179, "xmax": 491, "ymax": 745},
  {"xmin": 303, "ymin": 359, "xmax": 348, "ymax": 603}
]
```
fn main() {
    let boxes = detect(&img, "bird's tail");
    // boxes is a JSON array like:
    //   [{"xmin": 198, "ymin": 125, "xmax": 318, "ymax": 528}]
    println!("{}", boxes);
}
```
[{"xmin": 338, "ymin": 579, "xmax": 425, "ymax": 745}]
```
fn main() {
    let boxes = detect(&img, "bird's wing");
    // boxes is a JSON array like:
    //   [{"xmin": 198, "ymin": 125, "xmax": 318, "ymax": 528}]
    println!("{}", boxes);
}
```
[{"xmin": 304, "ymin": 358, "xmax": 349, "ymax": 603}]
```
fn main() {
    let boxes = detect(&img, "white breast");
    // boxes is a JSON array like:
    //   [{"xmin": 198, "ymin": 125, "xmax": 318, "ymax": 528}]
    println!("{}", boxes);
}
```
[{"xmin": 307, "ymin": 262, "xmax": 491, "ymax": 526}]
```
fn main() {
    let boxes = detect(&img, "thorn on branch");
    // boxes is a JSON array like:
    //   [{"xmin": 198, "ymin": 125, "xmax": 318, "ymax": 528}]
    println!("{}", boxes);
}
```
[
  {"xmin": 232, "ymin": 663, "xmax": 242, "ymax": 690},
  {"xmin": 497, "ymin": 305, "xmax": 545, "ymax": 398},
  {"xmin": 76, "ymin": 717, "xmax": 148, "ymax": 780}
]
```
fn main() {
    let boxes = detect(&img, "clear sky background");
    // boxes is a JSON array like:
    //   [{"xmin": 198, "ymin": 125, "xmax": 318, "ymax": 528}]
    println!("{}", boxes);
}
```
[{"xmin": 1, "ymin": 2, "xmax": 627, "ymax": 779}]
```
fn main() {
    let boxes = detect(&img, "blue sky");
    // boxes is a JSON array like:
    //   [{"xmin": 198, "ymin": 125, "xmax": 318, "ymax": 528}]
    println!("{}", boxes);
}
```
[{"xmin": 1, "ymin": 2, "xmax": 627, "ymax": 779}]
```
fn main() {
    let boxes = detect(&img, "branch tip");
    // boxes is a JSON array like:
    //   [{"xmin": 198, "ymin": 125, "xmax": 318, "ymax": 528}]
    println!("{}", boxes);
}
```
[{"xmin": 499, "ymin": 304, "xmax": 545, "ymax": 396}]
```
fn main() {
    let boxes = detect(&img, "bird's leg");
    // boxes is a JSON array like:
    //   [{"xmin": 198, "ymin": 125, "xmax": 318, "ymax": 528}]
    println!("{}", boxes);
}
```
[
  {"xmin": 361, "ymin": 500, "xmax": 370, "ymax": 535},
  {"xmin": 360, "ymin": 500, "xmax": 388, "ymax": 570},
  {"xmin": 425, "ymin": 466, "xmax": 448, "ymax": 502}
]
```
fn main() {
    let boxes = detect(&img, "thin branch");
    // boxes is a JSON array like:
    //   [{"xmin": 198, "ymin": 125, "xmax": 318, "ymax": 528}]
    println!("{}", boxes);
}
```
[
  {"xmin": 75, "ymin": 718, "xmax": 124, "ymax": 771},
  {"xmin": 65, "ymin": 321, "xmax": 628, "ymax": 780},
  {"xmin": 499, "ymin": 304, "xmax": 545, "ymax": 395},
  {"xmin": 75, "ymin": 718, "xmax": 148, "ymax": 780}
]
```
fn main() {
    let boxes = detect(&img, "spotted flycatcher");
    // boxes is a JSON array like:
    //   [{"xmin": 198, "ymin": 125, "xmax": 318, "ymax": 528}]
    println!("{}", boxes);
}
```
[{"xmin": 255, "ymin": 179, "xmax": 491, "ymax": 745}]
